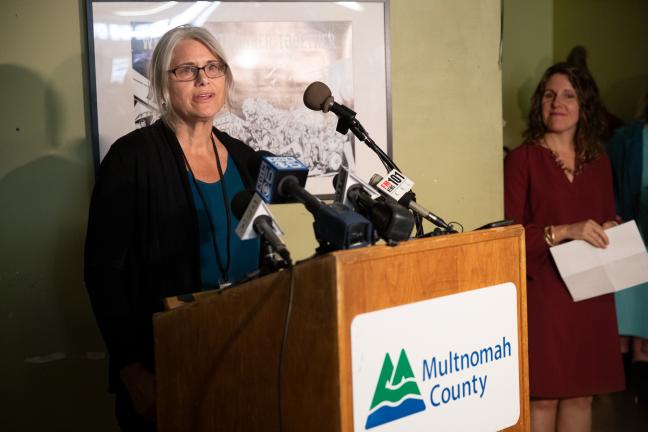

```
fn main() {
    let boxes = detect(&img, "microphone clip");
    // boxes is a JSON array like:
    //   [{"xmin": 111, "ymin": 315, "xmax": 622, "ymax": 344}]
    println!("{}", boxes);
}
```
[{"xmin": 333, "ymin": 106, "xmax": 368, "ymax": 141}]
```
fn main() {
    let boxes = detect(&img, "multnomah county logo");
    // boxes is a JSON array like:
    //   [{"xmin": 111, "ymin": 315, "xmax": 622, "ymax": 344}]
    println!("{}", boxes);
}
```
[{"xmin": 365, "ymin": 349, "xmax": 426, "ymax": 429}]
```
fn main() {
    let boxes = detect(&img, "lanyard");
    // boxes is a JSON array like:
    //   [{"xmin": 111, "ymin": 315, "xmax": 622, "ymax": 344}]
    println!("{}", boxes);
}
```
[{"xmin": 181, "ymin": 133, "xmax": 232, "ymax": 284}]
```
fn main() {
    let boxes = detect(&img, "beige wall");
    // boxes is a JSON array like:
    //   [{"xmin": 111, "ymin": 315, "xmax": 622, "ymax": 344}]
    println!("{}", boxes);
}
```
[
  {"xmin": 390, "ymin": 0, "xmax": 503, "ymax": 234},
  {"xmin": 0, "ymin": 0, "xmax": 503, "ymax": 429}
]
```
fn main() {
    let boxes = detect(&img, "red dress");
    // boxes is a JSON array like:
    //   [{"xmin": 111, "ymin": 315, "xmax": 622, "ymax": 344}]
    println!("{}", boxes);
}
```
[{"xmin": 504, "ymin": 143, "xmax": 624, "ymax": 398}]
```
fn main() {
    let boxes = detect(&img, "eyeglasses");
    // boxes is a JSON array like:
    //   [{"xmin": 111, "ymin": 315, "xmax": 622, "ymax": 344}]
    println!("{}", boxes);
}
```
[{"xmin": 168, "ymin": 61, "xmax": 228, "ymax": 82}]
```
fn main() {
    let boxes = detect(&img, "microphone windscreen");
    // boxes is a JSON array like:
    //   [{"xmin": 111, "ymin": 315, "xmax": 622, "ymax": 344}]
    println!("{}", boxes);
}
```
[
  {"xmin": 231, "ymin": 189, "xmax": 256, "ymax": 220},
  {"xmin": 303, "ymin": 81, "xmax": 332, "ymax": 111}
]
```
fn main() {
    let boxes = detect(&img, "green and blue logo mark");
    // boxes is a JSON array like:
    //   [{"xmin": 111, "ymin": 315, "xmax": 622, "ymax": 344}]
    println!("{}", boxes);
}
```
[{"xmin": 365, "ymin": 349, "xmax": 426, "ymax": 429}]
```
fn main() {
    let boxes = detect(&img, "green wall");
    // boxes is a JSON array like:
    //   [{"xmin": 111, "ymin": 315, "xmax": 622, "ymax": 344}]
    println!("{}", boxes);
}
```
[
  {"xmin": 0, "ymin": 0, "xmax": 503, "ymax": 430},
  {"xmin": 501, "ymin": 0, "xmax": 553, "ymax": 150},
  {"xmin": 0, "ymin": 1, "xmax": 115, "ymax": 430},
  {"xmin": 554, "ymin": 0, "xmax": 648, "ymax": 122},
  {"xmin": 501, "ymin": 0, "xmax": 648, "ymax": 153}
]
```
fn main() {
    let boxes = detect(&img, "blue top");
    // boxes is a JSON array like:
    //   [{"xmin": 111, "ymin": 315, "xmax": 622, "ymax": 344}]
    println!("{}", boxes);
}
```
[
  {"xmin": 188, "ymin": 155, "xmax": 260, "ymax": 290},
  {"xmin": 638, "ymin": 126, "xmax": 648, "ymax": 237},
  {"xmin": 607, "ymin": 121, "xmax": 648, "ymax": 338}
]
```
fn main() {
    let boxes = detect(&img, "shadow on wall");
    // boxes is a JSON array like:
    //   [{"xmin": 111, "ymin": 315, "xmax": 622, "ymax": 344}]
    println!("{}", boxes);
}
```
[
  {"xmin": 515, "ymin": 58, "xmax": 552, "ymax": 130},
  {"xmin": 503, "ymin": 56, "xmax": 552, "ymax": 150},
  {"xmin": 0, "ymin": 61, "xmax": 116, "ymax": 431},
  {"xmin": 604, "ymin": 75, "xmax": 648, "ymax": 122}
]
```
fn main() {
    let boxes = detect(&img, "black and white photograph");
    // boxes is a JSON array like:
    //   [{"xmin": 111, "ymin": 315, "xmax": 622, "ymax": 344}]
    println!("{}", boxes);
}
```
[{"xmin": 88, "ymin": 1, "xmax": 390, "ymax": 196}]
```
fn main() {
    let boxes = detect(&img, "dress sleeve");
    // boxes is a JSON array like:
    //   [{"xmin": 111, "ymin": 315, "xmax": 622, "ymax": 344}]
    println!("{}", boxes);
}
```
[
  {"xmin": 504, "ymin": 146, "xmax": 550, "ymax": 277},
  {"xmin": 84, "ymin": 141, "xmax": 142, "ymax": 370}
]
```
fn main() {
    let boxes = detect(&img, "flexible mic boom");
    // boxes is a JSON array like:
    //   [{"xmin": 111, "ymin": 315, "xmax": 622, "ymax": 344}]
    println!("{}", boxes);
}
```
[
  {"xmin": 232, "ymin": 189, "xmax": 292, "ymax": 265},
  {"xmin": 369, "ymin": 173, "xmax": 454, "ymax": 232}
]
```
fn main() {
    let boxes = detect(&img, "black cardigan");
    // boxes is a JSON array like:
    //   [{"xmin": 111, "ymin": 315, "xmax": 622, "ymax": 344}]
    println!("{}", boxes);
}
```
[{"xmin": 84, "ymin": 120, "xmax": 256, "ymax": 388}]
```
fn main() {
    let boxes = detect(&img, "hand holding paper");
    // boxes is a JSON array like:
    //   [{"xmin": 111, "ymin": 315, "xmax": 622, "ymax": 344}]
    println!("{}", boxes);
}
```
[{"xmin": 549, "ymin": 220, "xmax": 648, "ymax": 301}]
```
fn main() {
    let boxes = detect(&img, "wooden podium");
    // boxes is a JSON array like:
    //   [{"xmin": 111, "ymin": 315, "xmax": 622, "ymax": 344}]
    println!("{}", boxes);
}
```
[{"xmin": 154, "ymin": 225, "xmax": 529, "ymax": 431}]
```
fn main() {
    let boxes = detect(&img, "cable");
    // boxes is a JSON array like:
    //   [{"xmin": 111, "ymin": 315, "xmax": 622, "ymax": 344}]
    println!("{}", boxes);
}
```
[{"xmin": 277, "ymin": 265, "xmax": 296, "ymax": 432}]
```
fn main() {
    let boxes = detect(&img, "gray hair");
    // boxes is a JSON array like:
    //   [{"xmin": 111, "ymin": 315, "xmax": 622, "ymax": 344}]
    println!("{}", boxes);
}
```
[{"xmin": 148, "ymin": 25, "xmax": 233, "ymax": 127}]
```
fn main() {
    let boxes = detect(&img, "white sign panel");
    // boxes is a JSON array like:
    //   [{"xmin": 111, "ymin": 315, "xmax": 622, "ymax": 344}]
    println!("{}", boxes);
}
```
[{"xmin": 351, "ymin": 282, "xmax": 520, "ymax": 431}]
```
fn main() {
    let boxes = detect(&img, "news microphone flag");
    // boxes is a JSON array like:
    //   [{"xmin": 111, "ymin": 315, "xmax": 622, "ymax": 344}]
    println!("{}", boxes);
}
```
[
  {"xmin": 234, "ymin": 192, "xmax": 284, "ymax": 240},
  {"xmin": 255, "ymin": 156, "xmax": 309, "ymax": 204}
]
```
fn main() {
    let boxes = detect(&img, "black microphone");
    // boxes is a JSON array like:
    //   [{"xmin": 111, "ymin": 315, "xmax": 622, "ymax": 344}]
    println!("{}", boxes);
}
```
[
  {"xmin": 231, "ymin": 189, "xmax": 292, "ymax": 265},
  {"xmin": 254, "ymin": 154, "xmax": 374, "ymax": 251},
  {"xmin": 346, "ymin": 185, "xmax": 415, "ymax": 242},
  {"xmin": 303, "ymin": 81, "xmax": 401, "ymax": 176},
  {"xmin": 369, "ymin": 173, "xmax": 455, "ymax": 232},
  {"xmin": 303, "ymin": 81, "xmax": 366, "ymax": 138},
  {"xmin": 252, "ymin": 153, "xmax": 309, "ymax": 205},
  {"xmin": 332, "ymin": 167, "xmax": 414, "ymax": 242}
]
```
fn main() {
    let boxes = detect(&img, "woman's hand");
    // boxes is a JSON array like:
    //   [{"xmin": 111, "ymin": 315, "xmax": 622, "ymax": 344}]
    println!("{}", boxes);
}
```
[
  {"xmin": 120, "ymin": 363, "xmax": 157, "ymax": 421},
  {"xmin": 553, "ymin": 219, "xmax": 610, "ymax": 248},
  {"xmin": 602, "ymin": 220, "xmax": 619, "ymax": 230}
]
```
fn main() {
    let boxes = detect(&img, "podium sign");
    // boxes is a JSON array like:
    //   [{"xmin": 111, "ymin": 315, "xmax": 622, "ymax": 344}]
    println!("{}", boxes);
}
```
[{"xmin": 351, "ymin": 282, "xmax": 520, "ymax": 431}]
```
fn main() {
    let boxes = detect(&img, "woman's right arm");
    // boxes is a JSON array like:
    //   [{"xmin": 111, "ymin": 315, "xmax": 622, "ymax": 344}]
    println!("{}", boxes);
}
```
[
  {"xmin": 85, "ymin": 142, "xmax": 158, "ymax": 419},
  {"xmin": 504, "ymin": 147, "xmax": 551, "ymax": 274},
  {"xmin": 84, "ymin": 142, "xmax": 141, "ymax": 372}
]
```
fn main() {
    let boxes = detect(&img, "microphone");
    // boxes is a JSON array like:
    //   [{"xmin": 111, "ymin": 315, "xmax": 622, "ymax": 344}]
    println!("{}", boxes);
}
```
[
  {"xmin": 333, "ymin": 164, "xmax": 380, "ymax": 209},
  {"xmin": 303, "ymin": 81, "xmax": 400, "ymax": 175},
  {"xmin": 253, "ymin": 152, "xmax": 309, "ymax": 205},
  {"xmin": 346, "ymin": 185, "xmax": 415, "ymax": 243},
  {"xmin": 231, "ymin": 189, "xmax": 292, "ymax": 265},
  {"xmin": 254, "ymin": 154, "xmax": 374, "ymax": 251},
  {"xmin": 304, "ymin": 82, "xmax": 425, "ymax": 235},
  {"xmin": 332, "ymin": 165, "xmax": 413, "ymax": 242},
  {"xmin": 303, "ymin": 81, "xmax": 367, "ymax": 139},
  {"xmin": 369, "ymin": 173, "xmax": 454, "ymax": 232},
  {"xmin": 247, "ymin": 150, "xmax": 277, "ymax": 180}
]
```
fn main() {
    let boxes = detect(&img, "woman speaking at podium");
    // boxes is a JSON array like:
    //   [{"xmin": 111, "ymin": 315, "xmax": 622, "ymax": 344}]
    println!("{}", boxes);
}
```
[
  {"xmin": 84, "ymin": 26, "xmax": 260, "ymax": 431},
  {"xmin": 504, "ymin": 63, "xmax": 624, "ymax": 432}
]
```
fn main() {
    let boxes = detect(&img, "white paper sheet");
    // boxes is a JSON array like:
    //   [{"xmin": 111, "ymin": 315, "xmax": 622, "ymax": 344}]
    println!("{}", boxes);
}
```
[{"xmin": 549, "ymin": 220, "xmax": 648, "ymax": 301}]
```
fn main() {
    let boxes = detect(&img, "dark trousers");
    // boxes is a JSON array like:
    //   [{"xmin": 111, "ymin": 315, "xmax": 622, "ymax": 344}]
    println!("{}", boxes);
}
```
[{"xmin": 115, "ymin": 387, "xmax": 157, "ymax": 432}]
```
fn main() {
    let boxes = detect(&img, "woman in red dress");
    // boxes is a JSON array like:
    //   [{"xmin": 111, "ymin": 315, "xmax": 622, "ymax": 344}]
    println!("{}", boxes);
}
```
[{"xmin": 504, "ymin": 63, "xmax": 624, "ymax": 431}]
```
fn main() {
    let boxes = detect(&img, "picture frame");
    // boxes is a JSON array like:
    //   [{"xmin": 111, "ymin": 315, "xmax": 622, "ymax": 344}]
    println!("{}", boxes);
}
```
[{"xmin": 85, "ymin": 0, "xmax": 391, "ymax": 197}]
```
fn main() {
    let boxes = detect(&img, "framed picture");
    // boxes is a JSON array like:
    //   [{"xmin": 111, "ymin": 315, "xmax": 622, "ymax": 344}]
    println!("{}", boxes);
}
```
[{"xmin": 86, "ymin": 0, "xmax": 391, "ymax": 197}]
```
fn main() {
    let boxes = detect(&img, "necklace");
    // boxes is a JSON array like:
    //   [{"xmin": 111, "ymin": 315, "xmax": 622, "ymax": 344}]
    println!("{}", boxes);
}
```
[
  {"xmin": 541, "ymin": 139, "xmax": 582, "ymax": 176},
  {"xmin": 181, "ymin": 133, "xmax": 232, "ymax": 285}
]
